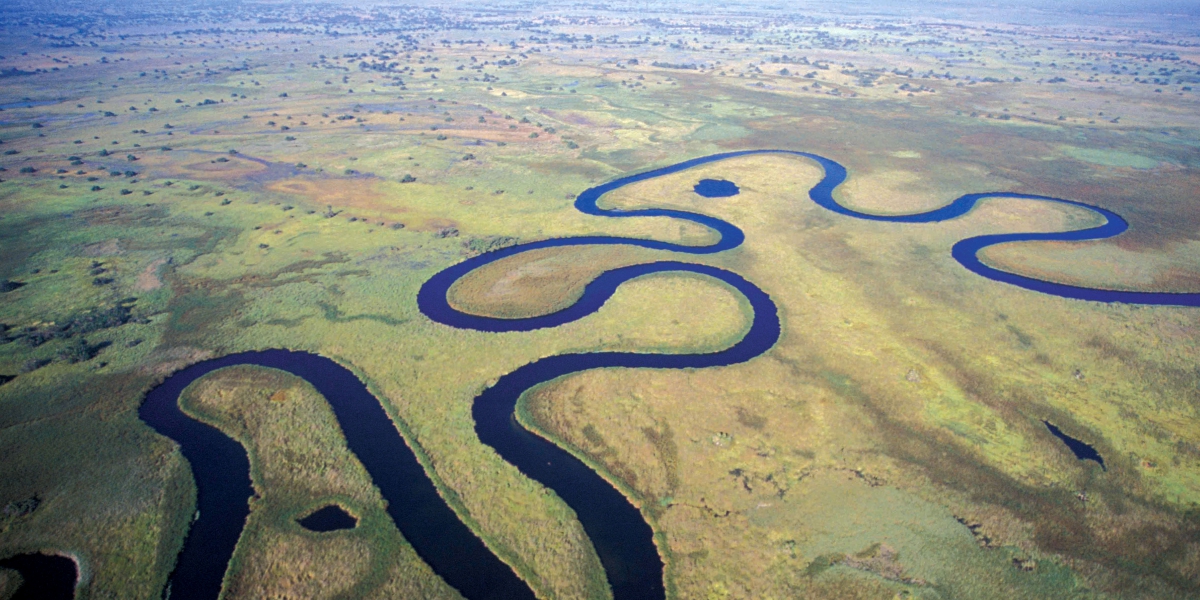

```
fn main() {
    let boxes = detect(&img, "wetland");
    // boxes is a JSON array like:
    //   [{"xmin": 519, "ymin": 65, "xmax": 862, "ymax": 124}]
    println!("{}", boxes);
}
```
[{"xmin": 1, "ymin": 0, "xmax": 1199, "ymax": 598}]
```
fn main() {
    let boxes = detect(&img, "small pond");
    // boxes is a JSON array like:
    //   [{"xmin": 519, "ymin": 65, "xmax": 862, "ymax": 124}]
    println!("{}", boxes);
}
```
[
  {"xmin": 1044, "ymin": 421, "xmax": 1106, "ymax": 470},
  {"xmin": 693, "ymin": 178, "xmax": 739, "ymax": 197},
  {"xmin": 297, "ymin": 505, "xmax": 358, "ymax": 532}
]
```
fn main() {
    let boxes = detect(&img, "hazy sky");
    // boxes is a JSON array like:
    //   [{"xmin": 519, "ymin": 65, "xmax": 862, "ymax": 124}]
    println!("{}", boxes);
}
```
[{"xmin": 920, "ymin": 0, "xmax": 1200, "ymax": 15}]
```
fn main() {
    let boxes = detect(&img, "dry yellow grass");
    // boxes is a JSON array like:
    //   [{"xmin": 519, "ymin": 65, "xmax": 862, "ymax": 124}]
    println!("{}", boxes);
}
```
[{"xmin": 449, "ymin": 246, "xmax": 658, "ymax": 318}]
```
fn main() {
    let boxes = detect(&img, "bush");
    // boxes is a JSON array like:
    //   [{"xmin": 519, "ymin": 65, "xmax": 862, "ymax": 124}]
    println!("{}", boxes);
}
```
[
  {"xmin": 0, "ymin": 496, "xmax": 38, "ymax": 519},
  {"xmin": 56, "ymin": 338, "xmax": 110, "ymax": 363},
  {"xmin": 19, "ymin": 358, "xmax": 48, "ymax": 373}
]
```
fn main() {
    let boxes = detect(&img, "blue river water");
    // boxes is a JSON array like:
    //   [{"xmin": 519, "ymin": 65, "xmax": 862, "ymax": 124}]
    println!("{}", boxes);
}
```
[
  {"xmin": 137, "ymin": 149, "xmax": 1196, "ymax": 600},
  {"xmin": 419, "ymin": 149, "xmax": 1197, "ymax": 598},
  {"xmin": 138, "ymin": 350, "xmax": 534, "ymax": 600},
  {"xmin": 0, "ymin": 99, "xmax": 59, "ymax": 110}
]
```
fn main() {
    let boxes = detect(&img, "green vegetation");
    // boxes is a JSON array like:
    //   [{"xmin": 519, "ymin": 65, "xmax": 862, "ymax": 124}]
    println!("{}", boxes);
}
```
[
  {"xmin": 180, "ymin": 366, "xmax": 459, "ymax": 599},
  {"xmin": 0, "ymin": 0, "xmax": 1198, "ymax": 598},
  {"xmin": 1060, "ymin": 146, "xmax": 1161, "ymax": 169}
]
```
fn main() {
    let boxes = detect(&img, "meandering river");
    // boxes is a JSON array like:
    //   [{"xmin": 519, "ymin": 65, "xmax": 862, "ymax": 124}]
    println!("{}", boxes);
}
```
[{"xmin": 130, "ymin": 150, "xmax": 1196, "ymax": 600}]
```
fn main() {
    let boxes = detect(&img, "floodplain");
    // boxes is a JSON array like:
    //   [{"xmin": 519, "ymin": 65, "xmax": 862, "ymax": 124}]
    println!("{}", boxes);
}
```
[{"xmin": 1, "ymin": 0, "xmax": 1199, "ymax": 598}]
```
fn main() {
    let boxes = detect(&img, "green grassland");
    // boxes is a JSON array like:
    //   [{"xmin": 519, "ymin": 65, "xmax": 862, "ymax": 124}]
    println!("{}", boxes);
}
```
[
  {"xmin": 180, "ymin": 365, "xmax": 460, "ymax": 599},
  {"xmin": 1, "ymin": 1, "xmax": 1199, "ymax": 598}
]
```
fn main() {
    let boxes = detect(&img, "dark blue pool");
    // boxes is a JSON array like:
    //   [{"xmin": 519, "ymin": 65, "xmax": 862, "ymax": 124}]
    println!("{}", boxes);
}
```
[
  {"xmin": 693, "ymin": 178, "xmax": 740, "ymax": 197},
  {"xmin": 1044, "ymin": 421, "xmax": 1106, "ymax": 470},
  {"xmin": 297, "ymin": 504, "xmax": 358, "ymax": 532},
  {"xmin": 0, "ymin": 552, "xmax": 76, "ymax": 600}
]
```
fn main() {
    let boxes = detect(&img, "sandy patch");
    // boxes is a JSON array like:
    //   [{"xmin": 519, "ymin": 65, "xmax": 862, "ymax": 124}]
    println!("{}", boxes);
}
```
[
  {"xmin": 135, "ymin": 258, "xmax": 168, "ymax": 292},
  {"xmin": 178, "ymin": 157, "xmax": 268, "ymax": 180},
  {"xmin": 81, "ymin": 238, "xmax": 124, "ymax": 257},
  {"xmin": 838, "ymin": 169, "xmax": 949, "ymax": 213},
  {"xmin": 487, "ymin": 88, "xmax": 531, "ymax": 98},
  {"xmin": 415, "ymin": 217, "xmax": 460, "ymax": 233},
  {"xmin": 266, "ymin": 177, "xmax": 401, "ymax": 214},
  {"xmin": 424, "ymin": 127, "xmax": 543, "ymax": 144}
]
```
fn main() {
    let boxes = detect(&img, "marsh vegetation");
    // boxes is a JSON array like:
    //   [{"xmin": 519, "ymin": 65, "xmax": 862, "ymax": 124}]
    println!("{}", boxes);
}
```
[{"xmin": 0, "ymin": 0, "xmax": 1198, "ymax": 598}]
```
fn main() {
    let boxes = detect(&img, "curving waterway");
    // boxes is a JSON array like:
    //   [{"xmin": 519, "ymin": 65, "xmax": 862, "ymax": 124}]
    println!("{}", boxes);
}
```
[
  {"xmin": 140, "ymin": 150, "xmax": 1198, "ymax": 600},
  {"xmin": 138, "ymin": 350, "xmax": 534, "ymax": 600}
]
